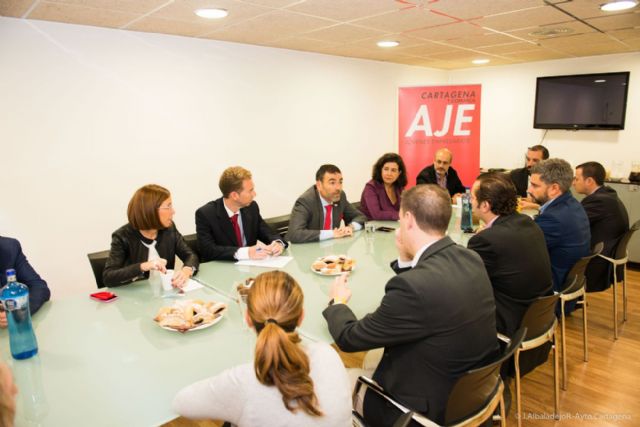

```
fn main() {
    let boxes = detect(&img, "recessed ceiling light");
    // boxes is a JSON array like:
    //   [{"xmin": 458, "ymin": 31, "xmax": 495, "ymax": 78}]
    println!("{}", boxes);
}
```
[
  {"xmin": 377, "ymin": 40, "xmax": 399, "ymax": 48},
  {"xmin": 195, "ymin": 8, "xmax": 228, "ymax": 19},
  {"xmin": 594, "ymin": 79, "xmax": 607, "ymax": 83},
  {"xmin": 600, "ymin": 0, "xmax": 638, "ymax": 12},
  {"xmin": 472, "ymin": 59, "xmax": 490, "ymax": 65}
]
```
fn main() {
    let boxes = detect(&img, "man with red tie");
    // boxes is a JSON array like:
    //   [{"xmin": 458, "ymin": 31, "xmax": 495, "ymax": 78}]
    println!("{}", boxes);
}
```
[
  {"xmin": 196, "ymin": 167, "xmax": 286, "ymax": 262},
  {"xmin": 287, "ymin": 164, "xmax": 366, "ymax": 243}
]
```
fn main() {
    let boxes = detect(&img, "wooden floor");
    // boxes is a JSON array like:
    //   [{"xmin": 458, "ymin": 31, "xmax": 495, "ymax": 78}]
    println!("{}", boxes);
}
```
[{"xmin": 164, "ymin": 267, "xmax": 640, "ymax": 427}]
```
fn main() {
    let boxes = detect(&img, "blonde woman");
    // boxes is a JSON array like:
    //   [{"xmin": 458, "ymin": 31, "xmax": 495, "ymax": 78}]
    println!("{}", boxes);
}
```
[{"xmin": 173, "ymin": 271, "xmax": 351, "ymax": 426}]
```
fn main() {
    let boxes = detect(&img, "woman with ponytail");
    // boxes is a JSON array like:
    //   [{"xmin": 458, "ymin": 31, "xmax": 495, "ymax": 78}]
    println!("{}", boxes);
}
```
[{"xmin": 173, "ymin": 271, "xmax": 351, "ymax": 426}]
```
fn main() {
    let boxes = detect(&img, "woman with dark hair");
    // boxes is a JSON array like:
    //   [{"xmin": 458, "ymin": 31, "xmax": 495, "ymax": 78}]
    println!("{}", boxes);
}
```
[
  {"xmin": 103, "ymin": 184, "xmax": 198, "ymax": 287},
  {"xmin": 360, "ymin": 153, "xmax": 407, "ymax": 220},
  {"xmin": 173, "ymin": 271, "xmax": 351, "ymax": 426}
]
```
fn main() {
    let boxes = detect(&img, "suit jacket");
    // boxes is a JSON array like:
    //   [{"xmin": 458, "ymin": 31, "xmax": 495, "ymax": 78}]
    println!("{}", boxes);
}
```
[
  {"xmin": 195, "ymin": 199, "xmax": 284, "ymax": 262},
  {"xmin": 415, "ymin": 165, "xmax": 466, "ymax": 197},
  {"xmin": 103, "ymin": 223, "xmax": 199, "ymax": 286},
  {"xmin": 535, "ymin": 192, "xmax": 590, "ymax": 291},
  {"xmin": 0, "ymin": 237, "xmax": 51, "ymax": 315},
  {"xmin": 582, "ymin": 186, "xmax": 629, "ymax": 292},
  {"xmin": 323, "ymin": 237, "xmax": 498, "ymax": 425},
  {"xmin": 468, "ymin": 214, "xmax": 553, "ymax": 337},
  {"xmin": 287, "ymin": 186, "xmax": 366, "ymax": 243},
  {"xmin": 508, "ymin": 167, "xmax": 529, "ymax": 198}
]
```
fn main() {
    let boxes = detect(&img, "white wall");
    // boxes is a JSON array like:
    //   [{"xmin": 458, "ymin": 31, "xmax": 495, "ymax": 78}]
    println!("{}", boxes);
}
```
[
  {"xmin": 448, "ymin": 52, "xmax": 640, "ymax": 173},
  {"xmin": 0, "ymin": 17, "xmax": 447, "ymax": 298}
]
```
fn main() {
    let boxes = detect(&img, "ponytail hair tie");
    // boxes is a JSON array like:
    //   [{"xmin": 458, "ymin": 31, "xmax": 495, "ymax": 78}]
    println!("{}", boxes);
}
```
[{"xmin": 265, "ymin": 318, "xmax": 278, "ymax": 325}]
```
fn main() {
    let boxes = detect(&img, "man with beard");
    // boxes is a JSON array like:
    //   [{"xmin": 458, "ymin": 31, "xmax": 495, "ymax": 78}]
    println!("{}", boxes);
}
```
[
  {"xmin": 416, "ymin": 148, "xmax": 465, "ymax": 201},
  {"xmin": 529, "ymin": 159, "xmax": 590, "ymax": 313},
  {"xmin": 287, "ymin": 164, "xmax": 366, "ymax": 243},
  {"xmin": 509, "ymin": 145, "xmax": 549, "ymax": 210}
]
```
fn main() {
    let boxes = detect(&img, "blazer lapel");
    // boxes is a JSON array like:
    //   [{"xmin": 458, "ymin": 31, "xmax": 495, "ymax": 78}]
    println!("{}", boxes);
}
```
[
  {"xmin": 313, "ymin": 187, "xmax": 327, "ymax": 230},
  {"xmin": 215, "ymin": 199, "xmax": 238, "ymax": 245},
  {"xmin": 240, "ymin": 204, "xmax": 254, "ymax": 243}
]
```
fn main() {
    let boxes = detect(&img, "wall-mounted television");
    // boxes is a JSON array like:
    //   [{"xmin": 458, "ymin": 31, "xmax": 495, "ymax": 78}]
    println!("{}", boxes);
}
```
[{"xmin": 533, "ymin": 72, "xmax": 630, "ymax": 130}]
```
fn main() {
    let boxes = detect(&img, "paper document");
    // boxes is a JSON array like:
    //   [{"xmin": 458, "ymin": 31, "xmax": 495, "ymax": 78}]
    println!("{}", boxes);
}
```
[
  {"xmin": 235, "ymin": 256, "xmax": 293, "ymax": 268},
  {"xmin": 164, "ymin": 270, "xmax": 204, "ymax": 292}
]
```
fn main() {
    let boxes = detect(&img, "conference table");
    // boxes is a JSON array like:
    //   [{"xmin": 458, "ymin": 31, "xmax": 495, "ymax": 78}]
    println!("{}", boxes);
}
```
[{"xmin": 1, "ymin": 208, "xmax": 475, "ymax": 426}]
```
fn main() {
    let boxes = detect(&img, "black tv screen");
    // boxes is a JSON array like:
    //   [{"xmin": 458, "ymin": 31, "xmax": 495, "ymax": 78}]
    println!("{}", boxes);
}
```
[{"xmin": 534, "ymin": 72, "xmax": 630, "ymax": 130}]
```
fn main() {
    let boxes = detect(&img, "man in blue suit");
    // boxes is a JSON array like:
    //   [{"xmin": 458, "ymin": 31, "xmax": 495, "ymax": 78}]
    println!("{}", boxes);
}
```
[
  {"xmin": 528, "ymin": 159, "xmax": 590, "ymax": 314},
  {"xmin": 0, "ymin": 236, "xmax": 51, "ymax": 327}
]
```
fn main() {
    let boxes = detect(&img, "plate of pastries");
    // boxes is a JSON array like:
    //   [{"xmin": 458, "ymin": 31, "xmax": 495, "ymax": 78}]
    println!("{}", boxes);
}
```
[
  {"xmin": 154, "ymin": 299, "xmax": 227, "ymax": 332},
  {"xmin": 311, "ymin": 255, "xmax": 356, "ymax": 276}
]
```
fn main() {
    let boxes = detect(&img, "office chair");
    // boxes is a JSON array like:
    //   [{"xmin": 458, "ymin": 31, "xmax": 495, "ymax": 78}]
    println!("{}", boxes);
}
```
[
  {"xmin": 596, "ymin": 219, "xmax": 640, "ymax": 339},
  {"xmin": 352, "ymin": 328, "xmax": 527, "ymax": 427},
  {"xmin": 87, "ymin": 249, "xmax": 110, "ymax": 288},
  {"xmin": 507, "ymin": 294, "xmax": 560, "ymax": 427},
  {"xmin": 558, "ymin": 242, "xmax": 603, "ymax": 390},
  {"xmin": 182, "ymin": 233, "xmax": 199, "ymax": 256}
]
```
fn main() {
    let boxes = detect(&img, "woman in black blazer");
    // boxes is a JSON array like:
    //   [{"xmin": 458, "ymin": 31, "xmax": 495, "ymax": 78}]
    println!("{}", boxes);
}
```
[{"xmin": 103, "ymin": 184, "xmax": 198, "ymax": 287}]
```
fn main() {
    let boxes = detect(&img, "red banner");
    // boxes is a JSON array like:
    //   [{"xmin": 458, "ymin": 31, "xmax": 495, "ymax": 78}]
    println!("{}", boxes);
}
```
[{"xmin": 399, "ymin": 85, "xmax": 481, "ymax": 188}]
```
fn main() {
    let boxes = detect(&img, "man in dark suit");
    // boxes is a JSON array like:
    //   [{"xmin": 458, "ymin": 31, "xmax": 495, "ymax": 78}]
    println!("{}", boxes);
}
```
[
  {"xmin": 529, "ymin": 159, "xmax": 590, "ymax": 313},
  {"xmin": 287, "ymin": 164, "xmax": 366, "ymax": 243},
  {"xmin": 468, "ymin": 173, "xmax": 553, "ymax": 337},
  {"xmin": 195, "ymin": 167, "xmax": 285, "ymax": 262},
  {"xmin": 0, "ymin": 236, "xmax": 51, "ymax": 327},
  {"xmin": 509, "ymin": 144, "xmax": 549, "ymax": 200},
  {"xmin": 415, "ymin": 148, "xmax": 465, "ymax": 200},
  {"xmin": 323, "ymin": 185, "xmax": 498, "ymax": 426},
  {"xmin": 573, "ymin": 162, "xmax": 629, "ymax": 292}
]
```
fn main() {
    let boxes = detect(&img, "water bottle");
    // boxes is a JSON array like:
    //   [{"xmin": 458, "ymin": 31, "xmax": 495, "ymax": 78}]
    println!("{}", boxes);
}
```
[
  {"xmin": 1, "ymin": 269, "xmax": 38, "ymax": 360},
  {"xmin": 460, "ymin": 189, "xmax": 474, "ymax": 233}
]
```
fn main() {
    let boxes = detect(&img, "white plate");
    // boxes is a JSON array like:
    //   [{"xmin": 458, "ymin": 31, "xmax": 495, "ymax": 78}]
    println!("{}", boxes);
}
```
[
  {"xmin": 310, "ymin": 256, "xmax": 356, "ymax": 276},
  {"xmin": 159, "ymin": 308, "xmax": 226, "ymax": 332}
]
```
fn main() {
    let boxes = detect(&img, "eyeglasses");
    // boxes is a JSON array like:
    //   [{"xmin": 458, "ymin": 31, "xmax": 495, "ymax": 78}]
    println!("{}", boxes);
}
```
[{"xmin": 158, "ymin": 204, "xmax": 173, "ymax": 210}]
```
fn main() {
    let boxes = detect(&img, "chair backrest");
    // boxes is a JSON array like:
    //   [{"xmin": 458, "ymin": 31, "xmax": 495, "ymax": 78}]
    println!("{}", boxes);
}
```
[
  {"xmin": 182, "ymin": 233, "xmax": 199, "ymax": 256},
  {"xmin": 614, "ymin": 219, "xmax": 640, "ymax": 260},
  {"xmin": 87, "ymin": 250, "xmax": 110, "ymax": 289},
  {"xmin": 444, "ymin": 328, "xmax": 527, "ymax": 425},
  {"xmin": 519, "ymin": 293, "xmax": 560, "ymax": 340},
  {"xmin": 561, "ymin": 242, "xmax": 604, "ymax": 294},
  {"xmin": 264, "ymin": 214, "xmax": 290, "ymax": 240}
]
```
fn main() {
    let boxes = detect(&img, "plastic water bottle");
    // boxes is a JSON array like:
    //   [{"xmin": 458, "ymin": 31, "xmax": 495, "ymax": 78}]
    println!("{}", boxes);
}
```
[
  {"xmin": 1, "ymin": 269, "xmax": 38, "ymax": 360},
  {"xmin": 461, "ymin": 189, "xmax": 474, "ymax": 233}
]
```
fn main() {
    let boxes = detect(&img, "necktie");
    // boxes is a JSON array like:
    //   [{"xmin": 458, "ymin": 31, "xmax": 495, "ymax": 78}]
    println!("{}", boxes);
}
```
[
  {"xmin": 324, "ymin": 205, "xmax": 333, "ymax": 230},
  {"xmin": 231, "ymin": 213, "xmax": 243, "ymax": 246}
]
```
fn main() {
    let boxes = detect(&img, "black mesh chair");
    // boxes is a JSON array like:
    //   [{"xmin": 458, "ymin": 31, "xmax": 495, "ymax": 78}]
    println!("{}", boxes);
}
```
[
  {"xmin": 510, "ymin": 294, "xmax": 560, "ymax": 427},
  {"xmin": 264, "ymin": 214, "xmax": 290, "ymax": 241},
  {"xmin": 182, "ymin": 233, "xmax": 199, "ymax": 257},
  {"xmin": 558, "ymin": 242, "xmax": 603, "ymax": 390},
  {"xmin": 352, "ymin": 408, "xmax": 416, "ymax": 427},
  {"xmin": 596, "ymin": 219, "xmax": 640, "ymax": 339},
  {"xmin": 87, "ymin": 249, "xmax": 110, "ymax": 288},
  {"xmin": 351, "ymin": 328, "xmax": 527, "ymax": 427}
]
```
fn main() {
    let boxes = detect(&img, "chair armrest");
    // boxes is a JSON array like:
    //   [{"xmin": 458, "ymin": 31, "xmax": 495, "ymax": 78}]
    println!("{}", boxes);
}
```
[
  {"xmin": 497, "ymin": 333, "xmax": 511, "ymax": 344},
  {"xmin": 355, "ymin": 376, "xmax": 411, "ymax": 414},
  {"xmin": 597, "ymin": 253, "xmax": 616, "ymax": 263}
]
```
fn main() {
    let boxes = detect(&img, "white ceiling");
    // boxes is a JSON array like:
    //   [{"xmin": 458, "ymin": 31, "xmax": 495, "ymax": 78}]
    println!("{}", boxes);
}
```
[{"xmin": 2, "ymin": 0, "xmax": 639, "ymax": 69}]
